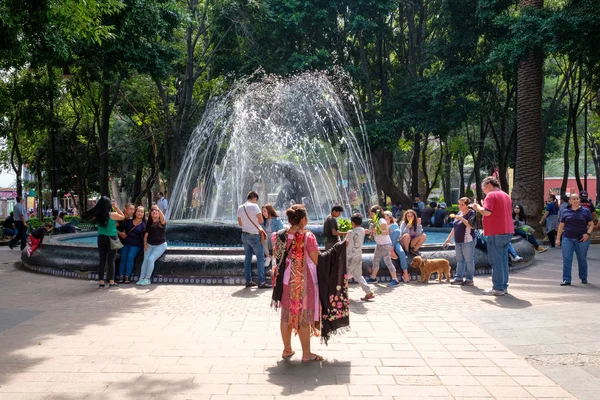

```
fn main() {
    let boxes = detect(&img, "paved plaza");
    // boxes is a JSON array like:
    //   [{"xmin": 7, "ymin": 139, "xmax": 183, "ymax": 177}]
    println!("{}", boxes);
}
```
[{"xmin": 0, "ymin": 245, "xmax": 599, "ymax": 399}]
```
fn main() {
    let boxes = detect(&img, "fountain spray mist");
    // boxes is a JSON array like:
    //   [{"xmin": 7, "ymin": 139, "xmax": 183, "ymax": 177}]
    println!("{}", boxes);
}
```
[{"xmin": 169, "ymin": 71, "xmax": 376, "ymax": 221}]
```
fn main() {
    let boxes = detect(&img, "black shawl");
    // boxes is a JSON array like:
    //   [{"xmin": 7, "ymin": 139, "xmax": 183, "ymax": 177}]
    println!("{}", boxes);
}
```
[
  {"xmin": 318, "ymin": 241, "xmax": 350, "ymax": 345},
  {"xmin": 271, "ymin": 229, "xmax": 290, "ymax": 307}
]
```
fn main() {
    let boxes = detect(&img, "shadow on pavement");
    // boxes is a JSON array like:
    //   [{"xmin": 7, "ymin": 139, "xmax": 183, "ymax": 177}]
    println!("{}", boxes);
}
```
[
  {"xmin": 0, "ymin": 260, "xmax": 153, "ymax": 388},
  {"xmin": 265, "ymin": 358, "xmax": 351, "ymax": 394}
]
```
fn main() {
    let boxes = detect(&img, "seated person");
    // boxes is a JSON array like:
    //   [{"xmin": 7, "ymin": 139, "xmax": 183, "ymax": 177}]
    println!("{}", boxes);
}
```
[
  {"xmin": 54, "ymin": 212, "xmax": 78, "ymax": 233},
  {"xmin": 421, "ymin": 202, "xmax": 436, "ymax": 227},
  {"xmin": 399, "ymin": 209, "xmax": 427, "ymax": 256},
  {"xmin": 27, "ymin": 223, "xmax": 54, "ymax": 257},
  {"xmin": 432, "ymin": 202, "xmax": 448, "ymax": 227},
  {"xmin": 513, "ymin": 204, "xmax": 547, "ymax": 253},
  {"xmin": 2, "ymin": 212, "xmax": 17, "ymax": 237}
]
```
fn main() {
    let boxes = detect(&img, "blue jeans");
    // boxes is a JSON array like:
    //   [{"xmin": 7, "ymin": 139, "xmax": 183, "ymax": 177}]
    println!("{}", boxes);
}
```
[
  {"xmin": 393, "ymin": 243, "xmax": 408, "ymax": 271},
  {"xmin": 242, "ymin": 232, "xmax": 266, "ymax": 283},
  {"xmin": 508, "ymin": 243, "xmax": 517, "ymax": 258},
  {"xmin": 455, "ymin": 240, "xmax": 476, "ymax": 281},
  {"xmin": 515, "ymin": 229, "xmax": 539, "ymax": 248},
  {"xmin": 140, "ymin": 242, "xmax": 167, "ymax": 280},
  {"xmin": 561, "ymin": 237, "xmax": 590, "ymax": 282},
  {"xmin": 119, "ymin": 245, "xmax": 142, "ymax": 277},
  {"xmin": 3, "ymin": 228, "xmax": 17, "ymax": 236},
  {"xmin": 487, "ymin": 234, "xmax": 512, "ymax": 291}
]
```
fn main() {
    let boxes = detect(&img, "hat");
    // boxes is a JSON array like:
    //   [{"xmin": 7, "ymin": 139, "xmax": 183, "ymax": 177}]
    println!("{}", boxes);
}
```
[
  {"xmin": 580, "ymin": 190, "xmax": 588, "ymax": 197},
  {"xmin": 440, "ymin": 202, "xmax": 447, "ymax": 209}
]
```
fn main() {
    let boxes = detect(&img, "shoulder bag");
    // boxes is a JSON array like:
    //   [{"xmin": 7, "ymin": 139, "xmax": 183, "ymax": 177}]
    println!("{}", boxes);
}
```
[{"xmin": 244, "ymin": 205, "xmax": 267, "ymax": 242}]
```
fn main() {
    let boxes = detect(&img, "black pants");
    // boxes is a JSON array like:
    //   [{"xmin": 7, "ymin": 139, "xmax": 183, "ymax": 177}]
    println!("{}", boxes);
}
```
[
  {"xmin": 98, "ymin": 235, "xmax": 117, "ymax": 281},
  {"xmin": 9, "ymin": 221, "xmax": 27, "ymax": 250},
  {"xmin": 547, "ymin": 230, "xmax": 557, "ymax": 247}
]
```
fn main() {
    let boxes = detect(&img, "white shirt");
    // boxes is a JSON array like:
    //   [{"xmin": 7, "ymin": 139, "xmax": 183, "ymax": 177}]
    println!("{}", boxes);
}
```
[
  {"xmin": 346, "ymin": 227, "xmax": 365, "ymax": 259},
  {"xmin": 374, "ymin": 218, "xmax": 392, "ymax": 245},
  {"xmin": 157, "ymin": 197, "xmax": 169, "ymax": 220},
  {"xmin": 237, "ymin": 202, "xmax": 261, "ymax": 234}
]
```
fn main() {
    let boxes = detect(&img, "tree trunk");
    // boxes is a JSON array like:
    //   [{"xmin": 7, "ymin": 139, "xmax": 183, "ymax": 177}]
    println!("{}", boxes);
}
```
[
  {"xmin": 358, "ymin": 30, "xmax": 373, "ymax": 111},
  {"xmin": 512, "ymin": 0, "xmax": 544, "ymax": 230},
  {"xmin": 458, "ymin": 155, "xmax": 465, "ymax": 198},
  {"xmin": 36, "ymin": 160, "xmax": 43, "ymax": 219},
  {"xmin": 411, "ymin": 132, "xmax": 421, "ymax": 197},
  {"xmin": 560, "ymin": 110, "xmax": 572, "ymax": 195},
  {"xmin": 132, "ymin": 168, "xmax": 143, "ymax": 205},
  {"xmin": 10, "ymin": 117, "xmax": 23, "ymax": 197},
  {"xmin": 372, "ymin": 147, "xmax": 413, "ymax": 209},
  {"xmin": 443, "ymin": 141, "xmax": 452, "ymax": 203}
]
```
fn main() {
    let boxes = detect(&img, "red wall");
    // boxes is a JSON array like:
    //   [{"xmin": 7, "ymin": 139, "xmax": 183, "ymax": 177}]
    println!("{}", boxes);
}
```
[{"xmin": 544, "ymin": 178, "xmax": 597, "ymax": 202}]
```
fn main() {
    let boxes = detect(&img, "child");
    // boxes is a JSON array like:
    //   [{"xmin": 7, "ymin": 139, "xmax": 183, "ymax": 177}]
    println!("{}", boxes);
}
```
[
  {"xmin": 27, "ymin": 222, "xmax": 53, "ymax": 257},
  {"xmin": 346, "ymin": 213, "xmax": 374, "ymax": 301}
]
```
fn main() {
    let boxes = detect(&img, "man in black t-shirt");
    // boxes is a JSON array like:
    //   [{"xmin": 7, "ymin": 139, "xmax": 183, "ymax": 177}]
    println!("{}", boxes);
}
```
[{"xmin": 323, "ymin": 205, "xmax": 346, "ymax": 250}]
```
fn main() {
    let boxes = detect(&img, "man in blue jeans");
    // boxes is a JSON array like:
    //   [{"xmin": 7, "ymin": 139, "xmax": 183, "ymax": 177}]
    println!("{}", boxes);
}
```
[
  {"xmin": 237, "ymin": 191, "xmax": 271, "ymax": 288},
  {"xmin": 473, "ymin": 177, "xmax": 514, "ymax": 296}
]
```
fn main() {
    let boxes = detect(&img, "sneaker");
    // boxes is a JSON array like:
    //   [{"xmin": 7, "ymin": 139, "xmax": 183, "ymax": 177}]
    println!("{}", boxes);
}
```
[
  {"xmin": 410, "ymin": 249, "xmax": 422, "ymax": 257},
  {"xmin": 245, "ymin": 280, "xmax": 257, "ymax": 287},
  {"xmin": 139, "ymin": 279, "xmax": 151, "ymax": 286},
  {"xmin": 514, "ymin": 256, "xmax": 523, "ymax": 262},
  {"xmin": 8, "ymin": 243, "xmax": 14, "ymax": 250},
  {"xmin": 462, "ymin": 280, "xmax": 474, "ymax": 286},
  {"xmin": 258, "ymin": 282, "xmax": 272, "ymax": 289},
  {"xmin": 116, "ymin": 276, "xmax": 124, "ymax": 284},
  {"xmin": 451, "ymin": 279, "xmax": 464, "ymax": 285},
  {"xmin": 387, "ymin": 279, "xmax": 400, "ymax": 287},
  {"xmin": 537, "ymin": 246, "xmax": 548, "ymax": 253},
  {"xmin": 366, "ymin": 277, "xmax": 378, "ymax": 284},
  {"xmin": 482, "ymin": 288, "xmax": 505, "ymax": 296},
  {"xmin": 581, "ymin": 278, "xmax": 588, "ymax": 284},
  {"xmin": 135, "ymin": 278, "xmax": 143, "ymax": 285},
  {"xmin": 560, "ymin": 280, "xmax": 571, "ymax": 286}
]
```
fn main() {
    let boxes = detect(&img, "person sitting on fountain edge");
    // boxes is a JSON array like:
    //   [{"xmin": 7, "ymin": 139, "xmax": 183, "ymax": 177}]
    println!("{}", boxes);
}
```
[
  {"xmin": 237, "ymin": 191, "xmax": 271, "ymax": 288},
  {"xmin": 323, "ymin": 205, "xmax": 347, "ymax": 250}
]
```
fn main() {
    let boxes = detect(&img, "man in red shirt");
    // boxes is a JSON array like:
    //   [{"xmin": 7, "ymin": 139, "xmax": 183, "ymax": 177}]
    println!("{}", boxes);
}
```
[{"xmin": 473, "ymin": 176, "xmax": 514, "ymax": 296}]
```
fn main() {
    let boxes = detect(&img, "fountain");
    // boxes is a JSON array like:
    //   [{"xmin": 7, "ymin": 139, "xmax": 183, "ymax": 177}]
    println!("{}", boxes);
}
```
[
  {"xmin": 169, "ymin": 71, "xmax": 376, "ymax": 222},
  {"xmin": 21, "ymin": 71, "xmax": 537, "ymax": 283}
]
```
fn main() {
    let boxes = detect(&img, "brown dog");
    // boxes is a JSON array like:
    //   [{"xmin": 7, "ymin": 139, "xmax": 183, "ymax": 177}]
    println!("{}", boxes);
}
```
[{"xmin": 411, "ymin": 256, "xmax": 451, "ymax": 283}]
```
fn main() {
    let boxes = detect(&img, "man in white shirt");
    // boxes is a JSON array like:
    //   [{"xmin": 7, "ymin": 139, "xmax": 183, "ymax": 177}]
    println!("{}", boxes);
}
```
[
  {"xmin": 157, "ymin": 192, "xmax": 169, "ymax": 220},
  {"xmin": 237, "ymin": 191, "xmax": 271, "ymax": 288}
]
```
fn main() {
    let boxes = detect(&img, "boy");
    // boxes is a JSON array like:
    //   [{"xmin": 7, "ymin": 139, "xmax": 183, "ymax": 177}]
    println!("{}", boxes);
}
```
[
  {"xmin": 346, "ymin": 213, "xmax": 374, "ymax": 301},
  {"xmin": 27, "ymin": 223, "xmax": 53, "ymax": 257}
]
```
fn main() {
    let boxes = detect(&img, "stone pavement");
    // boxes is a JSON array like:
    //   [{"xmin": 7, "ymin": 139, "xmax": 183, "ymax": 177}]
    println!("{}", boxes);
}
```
[{"xmin": 0, "ymin": 244, "xmax": 598, "ymax": 399}]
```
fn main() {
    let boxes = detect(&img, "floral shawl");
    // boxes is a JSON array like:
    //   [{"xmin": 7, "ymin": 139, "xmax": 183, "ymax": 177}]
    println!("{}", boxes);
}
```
[{"xmin": 318, "ymin": 241, "xmax": 350, "ymax": 345}]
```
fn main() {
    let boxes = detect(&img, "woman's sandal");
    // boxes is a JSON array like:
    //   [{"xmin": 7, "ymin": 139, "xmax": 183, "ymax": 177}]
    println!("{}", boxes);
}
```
[
  {"xmin": 98, "ymin": 282, "xmax": 105, "ymax": 288},
  {"xmin": 301, "ymin": 353, "xmax": 324, "ymax": 364},
  {"xmin": 282, "ymin": 350, "xmax": 295, "ymax": 359}
]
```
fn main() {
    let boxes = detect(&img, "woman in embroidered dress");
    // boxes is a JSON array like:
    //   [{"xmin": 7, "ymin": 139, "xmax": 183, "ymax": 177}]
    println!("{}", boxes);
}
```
[{"xmin": 272, "ymin": 204, "xmax": 323, "ymax": 363}]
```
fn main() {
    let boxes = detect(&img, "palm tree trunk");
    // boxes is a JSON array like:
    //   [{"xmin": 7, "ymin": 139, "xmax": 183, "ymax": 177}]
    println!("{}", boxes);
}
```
[{"xmin": 512, "ymin": 0, "xmax": 544, "ymax": 230}]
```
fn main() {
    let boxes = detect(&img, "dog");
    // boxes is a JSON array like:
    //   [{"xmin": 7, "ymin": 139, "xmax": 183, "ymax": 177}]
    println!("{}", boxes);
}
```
[{"xmin": 411, "ymin": 256, "xmax": 451, "ymax": 283}]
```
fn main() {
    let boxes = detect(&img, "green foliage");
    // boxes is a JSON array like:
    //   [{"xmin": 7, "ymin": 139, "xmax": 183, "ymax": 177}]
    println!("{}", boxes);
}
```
[{"xmin": 337, "ymin": 217, "xmax": 352, "ymax": 233}]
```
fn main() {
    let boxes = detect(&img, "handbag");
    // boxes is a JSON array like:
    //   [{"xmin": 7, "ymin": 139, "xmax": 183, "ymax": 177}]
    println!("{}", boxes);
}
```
[
  {"xmin": 110, "ymin": 237, "xmax": 123, "ymax": 250},
  {"xmin": 243, "ymin": 205, "xmax": 267, "ymax": 242}
]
